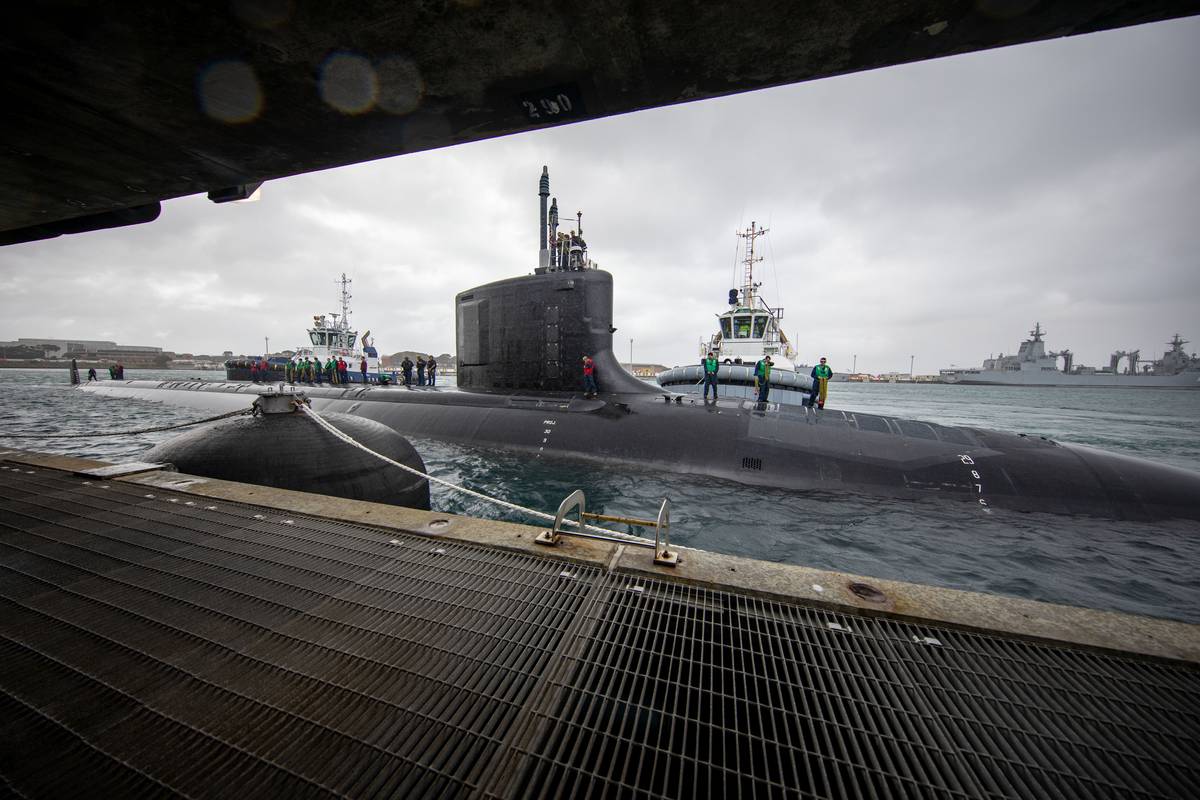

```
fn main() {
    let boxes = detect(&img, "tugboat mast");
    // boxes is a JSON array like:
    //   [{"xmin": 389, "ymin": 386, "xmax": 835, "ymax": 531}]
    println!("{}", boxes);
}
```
[
  {"xmin": 737, "ymin": 221, "xmax": 768, "ymax": 307},
  {"xmin": 336, "ymin": 273, "xmax": 353, "ymax": 332}
]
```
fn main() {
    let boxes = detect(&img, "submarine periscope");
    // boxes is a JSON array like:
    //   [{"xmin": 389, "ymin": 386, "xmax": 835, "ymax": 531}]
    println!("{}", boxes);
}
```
[{"xmin": 81, "ymin": 167, "xmax": 1200, "ymax": 522}]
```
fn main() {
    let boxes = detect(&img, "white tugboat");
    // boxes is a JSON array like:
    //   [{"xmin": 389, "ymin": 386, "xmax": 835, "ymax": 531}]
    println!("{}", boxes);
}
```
[
  {"xmin": 940, "ymin": 325, "xmax": 1200, "ymax": 387},
  {"xmin": 657, "ymin": 222, "xmax": 815, "ymax": 403},
  {"xmin": 291, "ymin": 273, "xmax": 384, "ymax": 382},
  {"xmin": 224, "ymin": 273, "xmax": 385, "ymax": 383}
]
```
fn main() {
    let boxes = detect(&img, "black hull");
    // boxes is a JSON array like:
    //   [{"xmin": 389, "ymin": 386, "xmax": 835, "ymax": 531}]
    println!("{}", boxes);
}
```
[{"xmin": 81, "ymin": 380, "xmax": 1200, "ymax": 521}]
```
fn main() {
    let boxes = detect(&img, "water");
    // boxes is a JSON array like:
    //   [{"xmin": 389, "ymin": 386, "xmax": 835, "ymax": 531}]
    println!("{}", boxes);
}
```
[{"xmin": 3, "ymin": 368, "xmax": 1199, "ymax": 624}]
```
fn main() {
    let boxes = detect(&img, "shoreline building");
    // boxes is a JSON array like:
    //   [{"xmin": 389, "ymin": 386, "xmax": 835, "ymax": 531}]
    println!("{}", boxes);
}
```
[{"xmin": 0, "ymin": 337, "xmax": 167, "ymax": 367}]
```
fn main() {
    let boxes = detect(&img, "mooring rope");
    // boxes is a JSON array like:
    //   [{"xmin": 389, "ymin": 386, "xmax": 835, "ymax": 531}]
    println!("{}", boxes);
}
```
[
  {"xmin": 0, "ymin": 408, "xmax": 254, "ymax": 439},
  {"xmin": 296, "ymin": 403, "xmax": 650, "ymax": 543}
]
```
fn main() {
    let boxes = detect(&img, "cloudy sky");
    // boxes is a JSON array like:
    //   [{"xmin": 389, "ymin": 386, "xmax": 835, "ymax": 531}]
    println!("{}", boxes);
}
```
[{"xmin": 2, "ymin": 16, "xmax": 1197, "ymax": 374}]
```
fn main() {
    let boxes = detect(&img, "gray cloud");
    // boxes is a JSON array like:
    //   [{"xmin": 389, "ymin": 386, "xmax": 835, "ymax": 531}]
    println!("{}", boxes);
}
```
[{"xmin": 2, "ymin": 17, "xmax": 1197, "ymax": 374}]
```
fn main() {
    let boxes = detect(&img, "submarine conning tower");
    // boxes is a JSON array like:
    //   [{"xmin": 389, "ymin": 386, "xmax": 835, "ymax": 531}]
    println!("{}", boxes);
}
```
[{"xmin": 456, "ymin": 166, "xmax": 655, "ymax": 394}]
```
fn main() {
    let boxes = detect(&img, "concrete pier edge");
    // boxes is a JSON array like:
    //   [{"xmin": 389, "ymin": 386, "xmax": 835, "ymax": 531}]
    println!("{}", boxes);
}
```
[{"xmin": 3, "ymin": 447, "xmax": 1196, "ymax": 665}]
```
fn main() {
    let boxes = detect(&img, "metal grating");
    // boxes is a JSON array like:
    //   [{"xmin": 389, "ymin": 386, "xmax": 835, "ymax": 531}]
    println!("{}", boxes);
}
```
[{"xmin": 1, "ymin": 461, "xmax": 1198, "ymax": 799}]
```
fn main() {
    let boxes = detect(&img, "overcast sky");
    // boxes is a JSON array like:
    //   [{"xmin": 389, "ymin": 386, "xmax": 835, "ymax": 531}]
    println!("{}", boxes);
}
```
[{"xmin": 2, "ymin": 16, "xmax": 1197, "ymax": 374}]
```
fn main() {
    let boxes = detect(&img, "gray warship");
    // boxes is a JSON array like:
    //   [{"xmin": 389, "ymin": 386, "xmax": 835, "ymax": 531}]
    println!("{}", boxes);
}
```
[{"xmin": 940, "ymin": 324, "xmax": 1200, "ymax": 387}]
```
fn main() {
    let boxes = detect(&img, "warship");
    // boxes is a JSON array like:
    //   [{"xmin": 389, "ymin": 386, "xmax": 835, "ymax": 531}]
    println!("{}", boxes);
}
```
[
  {"xmin": 81, "ymin": 167, "xmax": 1200, "ymax": 521},
  {"xmin": 940, "ymin": 323, "xmax": 1200, "ymax": 387}
]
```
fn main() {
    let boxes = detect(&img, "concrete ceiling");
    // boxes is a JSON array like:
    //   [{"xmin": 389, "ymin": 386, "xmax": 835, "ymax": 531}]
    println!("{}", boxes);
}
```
[{"xmin": 3, "ymin": 0, "xmax": 1197, "ymax": 245}]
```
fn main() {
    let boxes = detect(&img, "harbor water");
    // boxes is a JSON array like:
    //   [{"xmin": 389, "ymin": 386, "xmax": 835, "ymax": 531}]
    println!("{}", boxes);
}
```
[{"xmin": 3, "ymin": 368, "xmax": 1199, "ymax": 625}]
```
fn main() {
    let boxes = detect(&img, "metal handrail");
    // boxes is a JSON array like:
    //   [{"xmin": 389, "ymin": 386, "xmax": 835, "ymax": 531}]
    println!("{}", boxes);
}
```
[
  {"xmin": 653, "ymin": 499, "xmax": 678, "ymax": 566},
  {"xmin": 536, "ymin": 490, "xmax": 677, "ymax": 566},
  {"xmin": 535, "ymin": 489, "xmax": 586, "ymax": 547}
]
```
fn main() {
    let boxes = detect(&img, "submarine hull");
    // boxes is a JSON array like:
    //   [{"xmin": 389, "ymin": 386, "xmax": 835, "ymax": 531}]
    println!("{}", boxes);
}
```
[
  {"xmin": 77, "ymin": 267, "xmax": 1200, "ymax": 521},
  {"xmin": 81, "ymin": 380, "xmax": 1200, "ymax": 521}
]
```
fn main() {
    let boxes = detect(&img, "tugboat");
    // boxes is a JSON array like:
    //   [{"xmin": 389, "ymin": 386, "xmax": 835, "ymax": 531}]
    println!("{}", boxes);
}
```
[
  {"xmin": 657, "ymin": 222, "xmax": 814, "ymax": 403},
  {"xmin": 225, "ymin": 274, "xmax": 385, "ymax": 383}
]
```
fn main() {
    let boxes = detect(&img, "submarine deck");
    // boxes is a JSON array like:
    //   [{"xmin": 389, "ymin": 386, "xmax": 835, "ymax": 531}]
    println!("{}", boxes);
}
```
[{"xmin": 1, "ymin": 450, "xmax": 1198, "ymax": 799}]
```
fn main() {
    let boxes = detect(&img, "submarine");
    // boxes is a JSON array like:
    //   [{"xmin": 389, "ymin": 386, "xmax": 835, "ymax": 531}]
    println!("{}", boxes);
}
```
[{"xmin": 82, "ymin": 167, "xmax": 1200, "ymax": 522}]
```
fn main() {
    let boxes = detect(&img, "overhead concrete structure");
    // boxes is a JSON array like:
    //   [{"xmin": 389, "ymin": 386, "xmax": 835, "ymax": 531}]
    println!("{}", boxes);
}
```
[{"xmin": 3, "ymin": 1, "xmax": 1199, "ymax": 244}]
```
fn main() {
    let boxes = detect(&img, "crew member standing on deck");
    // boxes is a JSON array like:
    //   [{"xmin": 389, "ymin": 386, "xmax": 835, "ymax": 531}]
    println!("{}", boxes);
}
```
[
  {"xmin": 753, "ymin": 355, "xmax": 773, "ymax": 403},
  {"xmin": 401, "ymin": 356, "xmax": 414, "ymax": 387},
  {"xmin": 416, "ymin": 356, "xmax": 426, "ymax": 386},
  {"xmin": 427, "ymin": 356, "xmax": 437, "ymax": 386},
  {"xmin": 702, "ymin": 351, "xmax": 720, "ymax": 400},
  {"xmin": 582, "ymin": 355, "xmax": 597, "ymax": 398},
  {"xmin": 811, "ymin": 357, "xmax": 833, "ymax": 409},
  {"xmin": 360, "ymin": 356, "xmax": 368, "ymax": 384},
  {"xmin": 87, "ymin": 367, "xmax": 97, "ymax": 381}
]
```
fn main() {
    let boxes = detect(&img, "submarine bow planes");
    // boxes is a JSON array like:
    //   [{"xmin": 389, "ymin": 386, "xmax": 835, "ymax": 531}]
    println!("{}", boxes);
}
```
[{"xmin": 82, "ymin": 167, "xmax": 1200, "ymax": 522}]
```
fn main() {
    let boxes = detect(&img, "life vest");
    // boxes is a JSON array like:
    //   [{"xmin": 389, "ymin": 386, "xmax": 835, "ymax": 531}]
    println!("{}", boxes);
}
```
[
  {"xmin": 755, "ymin": 360, "xmax": 772, "ymax": 382},
  {"xmin": 703, "ymin": 357, "xmax": 718, "ymax": 374},
  {"xmin": 583, "ymin": 359, "xmax": 594, "ymax": 376},
  {"xmin": 814, "ymin": 364, "xmax": 832, "ymax": 380}
]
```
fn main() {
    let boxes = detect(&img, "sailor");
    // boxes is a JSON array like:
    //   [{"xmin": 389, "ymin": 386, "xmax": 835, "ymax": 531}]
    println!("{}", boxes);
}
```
[
  {"xmin": 811, "ymin": 357, "xmax": 833, "ymax": 409},
  {"xmin": 582, "ymin": 355, "xmax": 597, "ymax": 398},
  {"xmin": 337, "ymin": 357, "xmax": 348, "ymax": 384},
  {"xmin": 87, "ymin": 367, "xmax": 97, "ymax": 381},
  {"xmin": 360, "ymin": 356, "xmax": 369, "ymax": 384},
  {"xmin": 701, "ymin": 351, "xmax": 720, "ymax": 400},
  {"xmin": 427, "ymin": 356, "xmax": 438, "ymax": 386},
  {"xmin": 417, "ymin": 356, "xmax": 426, "ymax": 386},
  {"xmin": 754, "ymin": 355, "xmax": 773, "ymax": 403},
  {"xmin": 401, "ymin": 356, "xmax": 414, "ymax": 387}
]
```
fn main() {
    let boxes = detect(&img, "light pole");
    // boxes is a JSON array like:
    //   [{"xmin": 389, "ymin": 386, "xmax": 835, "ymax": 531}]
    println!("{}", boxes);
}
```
[
  {"xmin": 910, "ymin": 355, "xmax": 914, "ymax": 379},
  {"xmin": 852, "ymin": 353, "xmax": 857, "ymax": 374},
  {"xmin": 630, "ymin": 338, "xmax": 634, "ymax": 374},
  {"xmin": 264, "ymin": 337, "xmax": 270, "ymax": 357}
]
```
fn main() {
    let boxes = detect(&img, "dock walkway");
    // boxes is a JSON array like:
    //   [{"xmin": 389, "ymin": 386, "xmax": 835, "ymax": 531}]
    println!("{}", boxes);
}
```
[{"xmin": 1, "ymin": 452, "xmax": 1197, "ymax": 798}]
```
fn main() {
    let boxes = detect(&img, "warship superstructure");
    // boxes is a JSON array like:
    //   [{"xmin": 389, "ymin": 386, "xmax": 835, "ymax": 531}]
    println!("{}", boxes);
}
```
[{"xmin": 940, "ymin": 324, "xmax": 1200, "ymax": 388}]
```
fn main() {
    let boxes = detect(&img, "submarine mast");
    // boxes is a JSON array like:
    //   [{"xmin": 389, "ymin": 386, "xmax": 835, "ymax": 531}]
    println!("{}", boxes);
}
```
[
  {"xmin": 539, "ymin": 166, "xmax": 550, "ymax": 269},
  {"xmin": 737, "ymin": 221, "xmax": 767, "ymax": 307}
]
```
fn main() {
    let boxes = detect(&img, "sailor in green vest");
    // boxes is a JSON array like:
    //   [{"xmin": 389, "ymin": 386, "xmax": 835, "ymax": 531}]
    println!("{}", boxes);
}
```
[
  {"xmin": 810, "ymin": 356, "xmax": 833, "ymax": 409},
  {"xmin": 701, "ymin": 351, "xmax": 720, "ymax": 400},
  {"xmin": 753, "ymin": 355, "xmax": 773, "ymax": 403}
]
